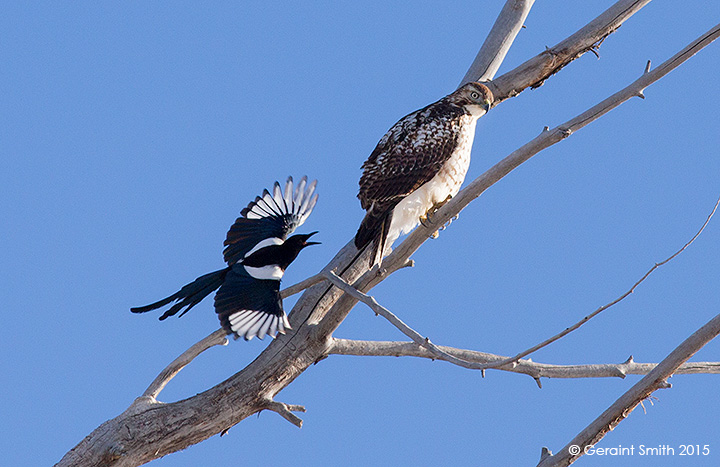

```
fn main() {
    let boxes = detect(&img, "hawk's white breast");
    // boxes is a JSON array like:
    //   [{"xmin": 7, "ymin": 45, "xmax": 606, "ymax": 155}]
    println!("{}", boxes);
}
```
[{"xmin": 386, "ymin": 114, "xmax": 477, "ymax": 250}]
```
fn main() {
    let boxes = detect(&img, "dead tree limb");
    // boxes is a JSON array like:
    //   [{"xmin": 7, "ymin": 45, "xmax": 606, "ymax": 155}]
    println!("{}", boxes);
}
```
[
  {"xmin": 488, "ymin": 0, "xmax": 653, "ymax": 102},
  {"xmin": 538, "ymin": 309, "xmax": 720, "ymax": 466},
  {"xmin": 481, "ymin": 193, "xmax": 720, "ymax": 370},
  {"xmin": 56, "ymin": 6, "xmax": 720, "ymax": 467},
  {"xmin": 329, "ymin": 339, "xmax": 720, "ymax": 381},
  {"xmin": 460, "ymin": 0, "xmax": 535, "ymax": 85}
]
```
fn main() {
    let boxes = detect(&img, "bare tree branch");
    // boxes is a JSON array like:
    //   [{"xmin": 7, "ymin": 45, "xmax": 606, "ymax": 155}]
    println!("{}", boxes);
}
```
[
  {"xmin": 258, "ymin": 399, "xmax": 306, "ymax": 429},
  {"xmin": 324, "ymin": 270, "xmax": 490, "ymax": 370},
  {"xmin": 538, "ymin": 310, "xmax": 720, "ymax": 467},
  {"xmin": 57, "ymin": 8, "xmax": 719, "ymax": 467},
  {"xmin": 460, "ymin": 0, "xmax": 535, "ymax": 85},
  {"xmin": 483, "ymin": 193, "xmax": 720, "ymax": 370},
  {"xmin": 329, "ymin": 339, "xmax": 720, "ymax": 380},
  {"xmin": 488, "ymin": 0, "xmax": 653, "ymax": 103},
  {"xmin": 141, "ymin": 329, "xmax": 228, "ymax": 401},
  {"xmin": 138, "ymin": 275, "xmax": 329, "ymax": 402},
  {"xmin": 389, "ymin": 21, "xmax": 720, "ymax": 275},
  {"xmin": 280, "ymin": 273, "xmax": 327, "ymax": 299},
  {"xmin": 328, "ymin": 190, "xmax": 719, "ymax": 375}
]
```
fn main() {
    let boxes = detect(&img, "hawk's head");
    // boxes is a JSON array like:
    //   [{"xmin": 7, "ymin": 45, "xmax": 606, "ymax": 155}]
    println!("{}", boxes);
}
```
[{"xmin": 450, "ymin": 82, "xmax": 493, "ymax": 117}]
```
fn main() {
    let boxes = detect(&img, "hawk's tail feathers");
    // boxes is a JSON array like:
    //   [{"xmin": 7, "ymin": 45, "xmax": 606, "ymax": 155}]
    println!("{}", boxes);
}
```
[
  {"xmin": 354, "ymin": 210, "xmax": 393, "ymax": 266},
  {"xmin": 131, "ymin": 268, "xmax": 229, "ymax": 320}
]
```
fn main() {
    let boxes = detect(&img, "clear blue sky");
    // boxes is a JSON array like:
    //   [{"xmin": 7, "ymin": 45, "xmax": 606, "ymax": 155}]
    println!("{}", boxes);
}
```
[{"xmin": 2, "ymin": 2, "xmax": 719, "ymax": 466}]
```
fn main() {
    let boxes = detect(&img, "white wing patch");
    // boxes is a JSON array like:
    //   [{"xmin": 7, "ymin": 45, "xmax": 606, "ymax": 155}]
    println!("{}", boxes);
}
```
[
  {"xmin": 243, "ymin": 176, "xmax": 319, "ymax": 233},
  {"xmin": 243, "ymin": 264, "xmax": 284, "ymax": 280},
  {"xmin": 228, "ymin": 310, "xmax": 292, "ymax": 340},
  {"xmin": 243, "ymin": 237, "xmax": 284, "ymax": 259}
]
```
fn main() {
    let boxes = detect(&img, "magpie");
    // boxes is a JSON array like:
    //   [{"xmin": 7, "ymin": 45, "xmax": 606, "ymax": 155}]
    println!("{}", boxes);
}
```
[{"xmin": 131, "ymin": 176, "xmax": 319, "ymax": 340}]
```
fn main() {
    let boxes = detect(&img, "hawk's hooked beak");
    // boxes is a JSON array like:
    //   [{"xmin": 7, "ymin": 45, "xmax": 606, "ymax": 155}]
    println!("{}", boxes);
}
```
[
  {"xmin": 301, "ymin": 231, "xmax": 321, "ymax": 246},
  {"xmin": 483, "ymin": 100, "xmax": 492, "ymax": 113}
]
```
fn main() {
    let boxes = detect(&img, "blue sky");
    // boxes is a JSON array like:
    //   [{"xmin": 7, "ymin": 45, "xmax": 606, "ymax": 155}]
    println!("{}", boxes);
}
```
[{"xmin": 2, "ymin": 2, "xmax": 720, "ymax": 466}]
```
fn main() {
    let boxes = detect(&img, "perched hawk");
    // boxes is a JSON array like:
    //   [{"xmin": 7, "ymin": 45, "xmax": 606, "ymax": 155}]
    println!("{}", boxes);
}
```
[
  {"xmin": 355, "ymin": 82, "xmax": 493, "ymax": 262},
  {"xmin": 131, "ymin": 176, "xmax": 319, "ymax": 340}
]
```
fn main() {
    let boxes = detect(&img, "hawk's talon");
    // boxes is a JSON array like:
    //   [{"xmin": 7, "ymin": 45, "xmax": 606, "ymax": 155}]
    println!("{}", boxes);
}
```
[
  {"xmin": 423, "ymin": 205, "xmax": 441, "ymax": 227},
  {"xmin": 423, "ymin": 195, "xmax": 455, "ymax": 234},
  {"xmin": 426, "ymin": 208, "xmax": 437, "ymax": 224}
]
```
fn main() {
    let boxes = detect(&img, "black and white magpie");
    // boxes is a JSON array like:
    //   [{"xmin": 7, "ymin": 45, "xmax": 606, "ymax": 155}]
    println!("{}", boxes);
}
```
[{"xmin": 131, "ymin": 176, "xmax": 319, "ymax": 340}]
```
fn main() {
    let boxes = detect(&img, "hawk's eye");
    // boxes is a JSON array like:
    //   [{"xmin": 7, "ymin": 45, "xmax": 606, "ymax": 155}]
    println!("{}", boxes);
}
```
[{"xmin": 470, "ymin": 92, "xmax": 480, "ymax": 100}]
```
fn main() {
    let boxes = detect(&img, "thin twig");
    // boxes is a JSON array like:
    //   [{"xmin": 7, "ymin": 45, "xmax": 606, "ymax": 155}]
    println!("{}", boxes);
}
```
[
  {"xmin": 539, "ymin": 310, "xmax": 720, "ymax": 466},
  {"xmin": 483, "ymin": 194, "xmax": 720, "ymax": 370},
  {"xmin": 323, "ymin": 271, "xmax": 491, "ymax": 370}
]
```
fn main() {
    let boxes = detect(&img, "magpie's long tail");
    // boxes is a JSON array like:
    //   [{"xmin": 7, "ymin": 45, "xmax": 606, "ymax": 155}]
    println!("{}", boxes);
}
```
[{"xmin": 131, "ymin": 268, "xmax": 229, "ymax": 320}]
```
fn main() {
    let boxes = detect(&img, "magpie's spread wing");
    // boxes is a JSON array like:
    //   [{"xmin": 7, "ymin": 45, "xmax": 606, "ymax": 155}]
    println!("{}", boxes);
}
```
[
  {"xmin": 214, "ymin": 267, "xmax": 290, "ymax": 340},
  {"xmin": 223, "ymin": 176, "xmax": 318, "ymax": 265}
]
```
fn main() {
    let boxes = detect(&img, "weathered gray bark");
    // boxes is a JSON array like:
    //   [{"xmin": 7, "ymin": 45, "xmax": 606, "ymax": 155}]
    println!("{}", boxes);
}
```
[
  {"xmin": 538, "ymin": 308, "xmax": 720, "ymax": 467},
  {"xmin": 460, "ymin": 0, "xmax": 535, "ymax": 85},
  {"xmin": 57, "ymin": 2, "xmax": 720, "ymax": 466},
  {"xmin": 330, "ymin": 339, "xmax": 720, "ymax": 381}
]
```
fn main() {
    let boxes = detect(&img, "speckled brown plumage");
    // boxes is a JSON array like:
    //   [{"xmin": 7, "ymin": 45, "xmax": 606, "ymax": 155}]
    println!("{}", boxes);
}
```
[{"xmin": 355, "ymin": 82, "xmax": 493, "ymax": 262}]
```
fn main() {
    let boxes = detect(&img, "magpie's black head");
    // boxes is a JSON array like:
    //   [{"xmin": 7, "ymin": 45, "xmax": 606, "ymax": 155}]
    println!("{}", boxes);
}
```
[
  {"xmin": 278, "ymin": 231, "xmax": 319, "ymax": 269},
  {"xmin": 287, "ymin": 231, "xmax": 320, "ymax": 249},
  {"xmin": 284, "ymin": 231, "xmax": 320, "ymax": 253}
]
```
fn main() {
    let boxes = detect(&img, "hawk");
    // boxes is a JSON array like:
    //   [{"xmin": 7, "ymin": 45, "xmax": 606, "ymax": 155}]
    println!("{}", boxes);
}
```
[
  {"xmin": 131, "ymin": 176, "xmax": 319, "ymax": 340},
  {"xmin": 355, "ymin": 82, "xmax": 493, "ymax": 263}
]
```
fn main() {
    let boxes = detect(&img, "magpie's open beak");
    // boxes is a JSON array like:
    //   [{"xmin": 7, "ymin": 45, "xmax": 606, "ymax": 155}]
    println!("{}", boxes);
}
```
[{"xmin": 302, "ymin": 231, "xmax": 321, "ymax": 246}]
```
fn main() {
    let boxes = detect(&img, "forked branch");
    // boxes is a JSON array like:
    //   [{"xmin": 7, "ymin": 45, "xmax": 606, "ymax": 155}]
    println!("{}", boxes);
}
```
[
  {"xmin": 259, "ymin": 399, "xmax": 307, "ymax": 429},
  {"xmin": 57, "ymin": 8, "xmax": 720, "ymax": 467},
  {"xmin": 327, "ymin": 190, "xmax": 718, "ymax": 378},
  {"xmin": 538, "ymin": 310, "xmax": 720, "ymax": 466},
  {"xmin": 460, "ymin": 0, "xmax": 535, "ymax": 85},
  {"xmin": 324, "ymin": 271, "xmax": 491, "ymax": 370},
  {"xmin": 389, "ymin": 22, "xmax": 720, "ymax": 272}
]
